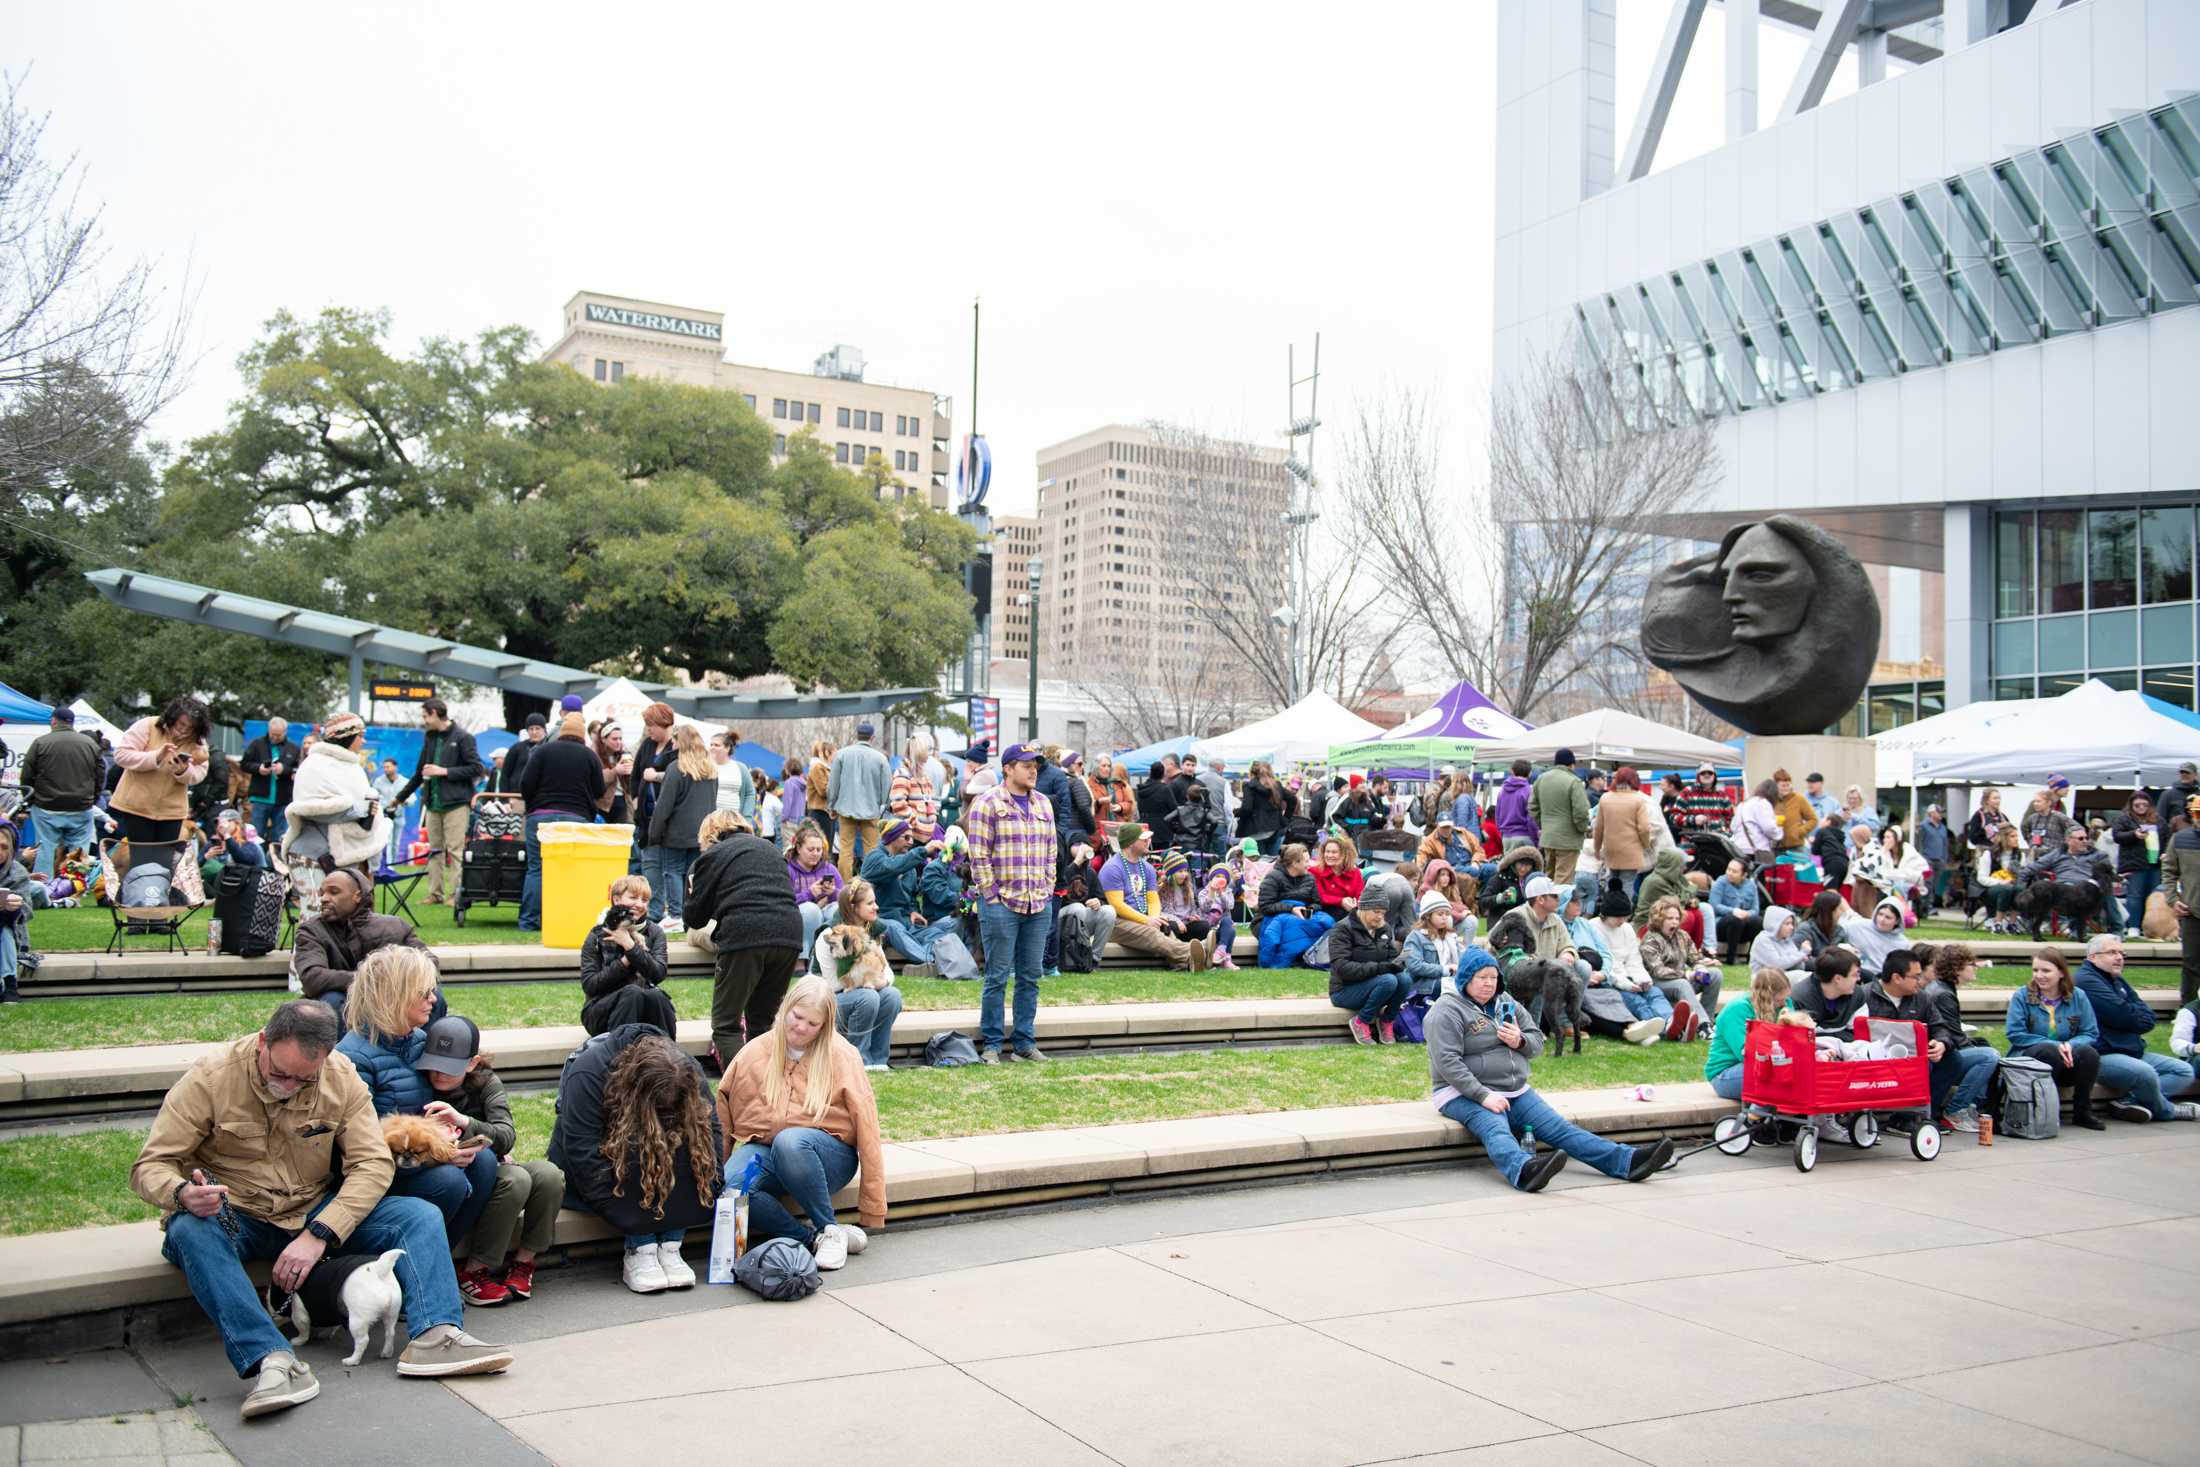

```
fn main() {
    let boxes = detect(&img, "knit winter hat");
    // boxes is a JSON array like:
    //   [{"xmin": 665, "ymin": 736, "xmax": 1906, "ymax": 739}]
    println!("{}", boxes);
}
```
[
  {"xmin": 320, "ymin": 713, "xmax": 365, "ymax": 744},
  {"xmin": 1598, "ymin": 887, "xmax": 1633, "ymax": 919},
  {"xmin": 557, "ymin": 712, "xmax": 587, "ymax": 740},
  {"xmin": 1455, "ymin": 946, "xmax": 1499, "ymax": 992},
  {"xmin": 1417, "ymin": 888, "xmax": 1452, "ymax": 918},
  {"xmin": 1158, "ymin": 849, "xmax": 1189, "ymax": 881}
]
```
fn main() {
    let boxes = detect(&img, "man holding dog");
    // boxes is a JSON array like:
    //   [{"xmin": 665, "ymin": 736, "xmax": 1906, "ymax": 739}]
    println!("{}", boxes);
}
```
[{"xmin": 131, "ymin": 1000, "xmax": 513, "ymax": 1422}]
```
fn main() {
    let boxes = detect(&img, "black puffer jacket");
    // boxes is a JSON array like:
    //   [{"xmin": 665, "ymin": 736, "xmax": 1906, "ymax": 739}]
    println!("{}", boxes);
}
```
[
  {"xmin": 547, "ymin": 1024, "xmax": 721, "ymax": 1237},
  {"xmin": 1255, "ymin": 866, "xmax": 1318, "ymax": 928},
  {"xmin": 1327, "ymin": 917, "xmax": 1405, "ymax": 993},
  {"xmin": 1135, "ymin": 780, "xmax": 1180, "ymax": 849}
]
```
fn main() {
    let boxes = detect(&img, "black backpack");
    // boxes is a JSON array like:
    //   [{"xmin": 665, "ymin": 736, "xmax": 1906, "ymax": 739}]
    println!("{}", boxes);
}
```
[
  {"xmin": 923, "ymin": 1031, "xmax": 980, "ymax": 1067},
  {"xmin": 1059, "ymin": 917, "xmax": 1100, "ymax": 973}
]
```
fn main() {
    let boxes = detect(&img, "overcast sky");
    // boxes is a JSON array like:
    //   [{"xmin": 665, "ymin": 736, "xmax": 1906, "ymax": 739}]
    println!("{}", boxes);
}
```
[{"xmin": 6, "ymin": 2, "xmax": 1865, "ymax": 521}]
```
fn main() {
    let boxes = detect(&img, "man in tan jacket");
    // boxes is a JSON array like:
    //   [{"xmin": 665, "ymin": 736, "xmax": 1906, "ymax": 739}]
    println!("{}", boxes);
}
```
[{"xmin": 131, "ymin": 1000, "xmax": 513, "ymax": 1421}]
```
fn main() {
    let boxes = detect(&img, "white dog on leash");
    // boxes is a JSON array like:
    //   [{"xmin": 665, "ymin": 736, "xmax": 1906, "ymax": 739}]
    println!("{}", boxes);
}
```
[{"xmin": 270, "ymin": 1248, "xmax": 407, "ymax": 1366}]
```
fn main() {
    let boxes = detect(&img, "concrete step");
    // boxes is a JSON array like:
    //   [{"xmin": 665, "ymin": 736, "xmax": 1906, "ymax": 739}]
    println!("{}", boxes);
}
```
[
  {"xmin": 0, "ymin": 987, "xmax": 2182, "ymax": 1122},
  {"xmin": 0, "ymin": 1084, "xmax": 1735, "ymax": 1338}
]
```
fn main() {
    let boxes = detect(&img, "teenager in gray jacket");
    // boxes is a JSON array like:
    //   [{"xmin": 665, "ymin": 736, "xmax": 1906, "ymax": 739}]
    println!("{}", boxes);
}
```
[{"xmin": 1427, "ymin": 947, "xmax": 1674, "ymax": 1192}]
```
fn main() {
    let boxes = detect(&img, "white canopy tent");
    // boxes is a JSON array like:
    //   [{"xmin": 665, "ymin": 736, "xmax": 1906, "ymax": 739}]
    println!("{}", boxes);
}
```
[
  {"xmin": 1, "ymin": 697, "xmax": 129, "ymax": 766},
  {"xmin": 1873, "ymin": 678, "xmax": 2200, "ymax": 787},
  {"xmin": 1471, "ymin": 708, "xmax": 1738, "ymax": 769},
  {"xmin": 1192, "ymin": 691, "xmax": 1385, "ymax": 769},
  {"xmin": 581, "ymin": 677, "xmax": 728, "ymax": 748}
]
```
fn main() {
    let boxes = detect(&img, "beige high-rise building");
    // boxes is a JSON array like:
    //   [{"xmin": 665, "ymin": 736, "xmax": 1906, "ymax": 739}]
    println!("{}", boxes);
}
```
[
  {"xmin": 989, "ymin": 515, "xmax": 1040, "ymax": 665},
  {"xmin": 1033, "ymin": 423, "xmax": 1290, "ymax": 686},
  {"xmin": 543, "ymin": 291, "xmax": 952, "ymax": 507}
]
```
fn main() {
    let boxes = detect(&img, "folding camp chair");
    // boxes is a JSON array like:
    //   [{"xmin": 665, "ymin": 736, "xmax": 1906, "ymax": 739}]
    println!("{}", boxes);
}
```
[{"xmin": 99, "ymin": 838, "xmax": 206, "ymax": 955}]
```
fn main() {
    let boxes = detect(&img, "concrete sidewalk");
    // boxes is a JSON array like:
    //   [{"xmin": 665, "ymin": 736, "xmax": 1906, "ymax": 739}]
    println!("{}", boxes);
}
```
[{"xmin": 7, "ymin": 1122, "xmax": 2192, "ymax": 1466}]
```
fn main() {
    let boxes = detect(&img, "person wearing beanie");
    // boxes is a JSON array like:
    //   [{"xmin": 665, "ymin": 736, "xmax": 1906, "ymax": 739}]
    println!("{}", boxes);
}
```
[
  {"xmin": 515, "ymin": 712, "xmax": 607, "ymax": 932},
  {"xmin": 393, "ymin": 698, "xmax": 484, "ymax": 906},
  {"xmin": 282, "ymin": 712, "xmax": 390, "ymax": 917},
  {"xmin": 1402, "ymin": 887, "xmax": 1469, "ymax": 999},
  {"xmin": 1427, "ymin": 945, "xmax": 1674, "ymax": 1191},
  {"xmin": 1586, "ymin": 888, "xmax": 1676, "ymax": 1044},
  {"xmin": 502, "ymin": 712, "xmax": 550, "ymax": 795}
]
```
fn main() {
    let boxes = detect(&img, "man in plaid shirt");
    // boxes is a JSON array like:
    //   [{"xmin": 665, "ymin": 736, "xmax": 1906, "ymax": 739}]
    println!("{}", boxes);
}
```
[{"xmin": 965, "ymin": 742, "xmax": 1058, "ymax": 1063}]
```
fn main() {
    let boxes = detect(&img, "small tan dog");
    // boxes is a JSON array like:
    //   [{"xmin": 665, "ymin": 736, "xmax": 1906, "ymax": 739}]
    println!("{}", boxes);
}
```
[
  {"xmin": 381, "ymin": 1113, "xmax": 461, "ymax": 1167},
  {"xmin": 821, "ymin": 924, "xmax": 895, "ymax": 990}
]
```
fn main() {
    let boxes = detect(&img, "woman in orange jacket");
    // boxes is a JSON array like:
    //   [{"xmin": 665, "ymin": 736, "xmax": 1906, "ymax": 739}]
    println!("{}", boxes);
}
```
[{"xmin": 714, "ymin": 976, "xmax": 886, "ymax": 1271}]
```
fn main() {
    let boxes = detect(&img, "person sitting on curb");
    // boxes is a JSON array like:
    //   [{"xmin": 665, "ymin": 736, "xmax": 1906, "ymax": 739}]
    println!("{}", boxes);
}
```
[
  {"xmin": 1428, "ymin": 948, "xmax": 1675, "ymax": 1192},
  {"xmin": 1329, "ymin": 893, "xmax": 1413, "ymax": 1044},
  {"xmin": 2073, "ymin": 932, "xmax": 2199, "ymax": 1123},
  {"xmin": 129, "ymin": 1000, "xmax": 512, "ymax": 1421},
  {"xmin": 1402, "ymin": 888, "xmax": 1469, "ymax": 1000},
  {"xmin": 1861, "ymin": 946, "xmax": 1990, "ymax": 1122},
  {"xmin": 858, "ymin": 819, "xmax": 949, "ymax": 973},
  {"xmin": 1255, "ymin": 841, "xmax": 1331, "ymax": 967},
  {"xmin": 1637, "ymin": 894, "xmax": 1721, "ymax": 1035},
  {"xmin": 1790, "ymin": 947, "xmax": 1867, "ymax": 1036},
  {"xmin": 1589, "ymin": 888, "xmax": 1678, "ymax": 1045},
  {"xmin": 1706, "ymin": 858, "xmax": 1764, "ymax": 963},
  {"xmin": 1102, "ymin": 823, "xmax": 1218, "ymax": 970},
  {"xmin": 811, "ymin": 878, "xmax": 904, "ymax": 1072},
  {"xmin": 415, "ymin": 1015, "xmax": 567, "ymax": 1307},
  {"xmin": 1836, "ymin": 894, "xmax": 1908, "ymax": 980},
  {"xmin": 551, "ymin": 1024, "xmax": 722, "ymax": 1294},
  {"xmin": 784, "ymin": 821, "xmax": 844, "ymax": 970},
  {"xmin": 0, "ymin": 822, "xmax": 49, "ymax": 1004},
  {"xmin": 1486, "ymin": 875, "xmax": 1590, "ymax": 1044},
  {"xmin": 2006, "ymin": 948, "xmax": 2106, "ymax": 1130},
  {"xmin": 290, "ymin": 869, "xmax": 441, "ymax": 1032},
  {"xmin": 578, "ymin": 875, "xmax": 675, "ymax": 1036},
  {"xmin": 1919, "ymin": 944, "xmax": 1996, "ymax": 1133},
  {"xmin": 1749, "ymin": 905, "xmax": 1811, "ymax": 980},
  {"xmin": 1053, "ymin": 842, "xmax": 1120, "ymax": 967},
  {"xmin": 716, "ymin": 976, "xmax": 887, "ymax": 1272},
  {"xmin": 1704, "ymin": 967, "xmax": 1818, "ymax": 1100}
]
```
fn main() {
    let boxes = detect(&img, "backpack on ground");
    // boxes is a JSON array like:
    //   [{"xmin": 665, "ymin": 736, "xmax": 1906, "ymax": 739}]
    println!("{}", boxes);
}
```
[
  {"xmin": 924, "ymin": 1030, "xmax": 980, "ymax": 1067},
  {"xmin": 216, "ymin": 865, "xmax": 287, "ymax": 958},
  {"xmin": 1394, "ymin": 993, "xmax": 1431, "ymax": 1044},
  {"xmin": 120, "ymin": 861, "xmax": 174, "ymax": 910},
  {"xmin": 1301, "ymin": 930, "xmax": 1334, "ymax": 970},
  {"xmin": 1997, "ymin": 1055, "xmax": 2060, "ymax": 1139},
  {"xmin": 732, "ymin": 1235, "xmax": 822, "ymax": 1301},
  {"xmin": 1058, "ymin": 919, "xmax": 1099, "ymax": 973},
  {"xmin": 928, "ymin": 930, "xmax": 980, "ymax": 981}
]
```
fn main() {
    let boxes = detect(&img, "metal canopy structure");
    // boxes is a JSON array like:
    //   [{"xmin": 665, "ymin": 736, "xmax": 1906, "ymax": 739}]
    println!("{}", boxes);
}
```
[{"xmin": 84, "ymin": 568, "xmax": 931, "ymax": 720}]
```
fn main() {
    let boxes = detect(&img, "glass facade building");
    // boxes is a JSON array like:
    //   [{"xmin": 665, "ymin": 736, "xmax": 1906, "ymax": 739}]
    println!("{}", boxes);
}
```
[{"xmin": 1990, "ymin": 502, "xmax": 2197, "ymax": 707}]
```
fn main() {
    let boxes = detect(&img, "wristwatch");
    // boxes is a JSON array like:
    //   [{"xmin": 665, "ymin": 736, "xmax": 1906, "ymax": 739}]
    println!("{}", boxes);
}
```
[{"xmin": 304, "ymin": 1220, "xmax": 340, "ymax": 1247}]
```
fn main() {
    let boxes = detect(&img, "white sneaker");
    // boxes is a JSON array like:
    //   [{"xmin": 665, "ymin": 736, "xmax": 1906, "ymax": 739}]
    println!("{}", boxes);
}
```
[
  {"xmin": 623, "ymin": 1245, "xmax": 669, "ymax": 1294},
  {"xmin": 812, "ymin": 1225, "xmax": 849, "ymax": 1270},
  {"xmin": 864, "ymin": 1062, "xmax": 889, "ymax": 1073},
  {"xmin": 2125, "ymin": 927, "xmax": 2142, "ymax": 939},
  {"xmin": 838, "ymin": 1222, "xmax": 868, "ymax": 1255},
  {"xmin": 656, "ymin": 1240, "xmax": 696, "ymax": 1289},
  {"xmin": 240, "ymin": 1353, "xmax": 318, "ymax": 1420},
  {"xmin": 2173, "ymin": 1102, "xmax": 2200, "ymax": 1122},
  {"xmin": 1623, "ymin": 1017, "xmax": 1663, "ymax": 1045},
  {"xmin": 661, "ymin": 918, "xmax": 685, "ymax": 934}
]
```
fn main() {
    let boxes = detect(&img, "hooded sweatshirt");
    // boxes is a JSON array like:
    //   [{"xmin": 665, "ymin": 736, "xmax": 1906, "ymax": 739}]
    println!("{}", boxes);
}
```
[
  {"xmin": 1492, "ymin": 774, "xmax": 1538, "ymax": 845},
  {"xmin": 1425, "ymin": 950, "xmax": 1542, "ymax": 1110},
  {"xmin": 1632, "ymin": 846, "xmax": 1694, "ymax": 920},
  {"xmin": 1748, "ymin": 905, "xmax": 1810, "ymax": 972},
  {"xmin": 1836, "ymin": 896, "xmax": 1908, "ymax": 978}
]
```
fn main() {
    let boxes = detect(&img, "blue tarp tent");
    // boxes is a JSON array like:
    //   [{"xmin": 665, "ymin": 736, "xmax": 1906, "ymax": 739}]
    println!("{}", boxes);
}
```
[
  {"xmin": 1112, "ymin": 734, "xmax": 1197, "ymax": 770},
  {"xmin": 0, "ymin": 681, "xmax": 53, "ymax": 723}
]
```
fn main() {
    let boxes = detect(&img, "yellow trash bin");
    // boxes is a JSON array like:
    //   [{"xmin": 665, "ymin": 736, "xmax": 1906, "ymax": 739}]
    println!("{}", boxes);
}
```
[{"xmin": 538, "ymin": 822, "xmax": 634, "ymax": 949}]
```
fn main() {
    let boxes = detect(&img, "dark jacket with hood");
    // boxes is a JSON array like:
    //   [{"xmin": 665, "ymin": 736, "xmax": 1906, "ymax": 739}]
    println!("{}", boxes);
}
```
[
  {"xmin": 291, "ymin": 897, "xmax": 438, "ymax": 1001},
  {"xmin": 1425, "ymin": 951, "xmax": 1541, "ymax": 1106},
  {"xmin": 1328, "ymin": 915, "xmax": 1406, "ymax": 994},
  {"xmin": 647, "ymin": 763, "xmax": 718, "ymax": 851},
  {"xmin": 547, "ymin": 1023, "xmax": 722, "ymax": 1237},
  {"xmin": 686, "ymin": 831, "xmax": 802, "ymax": 953}
]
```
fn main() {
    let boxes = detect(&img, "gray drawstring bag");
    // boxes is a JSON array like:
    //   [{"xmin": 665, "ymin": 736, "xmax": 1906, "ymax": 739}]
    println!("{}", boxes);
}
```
[{"xmin": 733, "ymin": 1235, "xmax": 823, "ymax": 1301}]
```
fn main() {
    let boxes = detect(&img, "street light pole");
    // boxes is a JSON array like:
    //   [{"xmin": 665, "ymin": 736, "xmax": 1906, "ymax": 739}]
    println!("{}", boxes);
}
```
[{"xmin": 1026, "ymin": 555, "xmax": 1043, "ymax": 743}]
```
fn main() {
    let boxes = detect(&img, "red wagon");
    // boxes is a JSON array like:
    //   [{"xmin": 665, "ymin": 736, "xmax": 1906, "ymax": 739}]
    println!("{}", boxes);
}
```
[{"xmin": 1712, "ymin": 1015, "xmax": 1942, "ymax": 1172}]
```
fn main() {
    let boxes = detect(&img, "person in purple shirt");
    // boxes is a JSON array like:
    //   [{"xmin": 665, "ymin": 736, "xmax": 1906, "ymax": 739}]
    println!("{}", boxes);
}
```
[
  {"xmin": 784, "ymin": 821, "xmax": 843, "ymax": 967},
  {"xmin": 779, "ymin": 757, "xmax": 809, "ymax": 830},
  {"xmin": 1493, "ymin": 760, "xmax": 1539, "ymax": 850}
]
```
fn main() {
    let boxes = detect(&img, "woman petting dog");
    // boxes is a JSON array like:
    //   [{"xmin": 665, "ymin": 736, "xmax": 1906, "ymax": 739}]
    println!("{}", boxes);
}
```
[
  {"xmin": 336, "ymin": 947, "xmax": 500, "ymax": 1247},
  {"xmin": 811, "ymin": 878, "xmax": 903, "ymax": 1072}
]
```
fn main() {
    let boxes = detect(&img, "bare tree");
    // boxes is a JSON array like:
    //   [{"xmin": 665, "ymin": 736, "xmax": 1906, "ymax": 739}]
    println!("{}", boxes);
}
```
[
  {"xmin": 0, "ymin": 73, "xmax": 192, "ymax": 487},
  {"xmin": 1141, "ymin": 419, "xmax": 1400, "ymax": 716},
  {"xmin": 1337, "ymin": 352, "xmax": 1721, "ymax": 722},
  {"xmin": 1074, "ymin": 644, "xmax": 1257, "ymax": 750}
]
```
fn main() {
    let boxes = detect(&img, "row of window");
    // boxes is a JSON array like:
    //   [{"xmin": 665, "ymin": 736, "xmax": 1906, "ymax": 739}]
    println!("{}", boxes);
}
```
[
  {"xmin": 1576, "ymin": 97, "xmax": 2200, "ymax": 429},
  {"xmin": 1994, "ymin": 505, "xmax": 2195, "ymax": 617},
  {"xmin": 772, "ymin": 399, "xmax": 822, "ymax": 423},
  {"xmin": 592, "ymin": 359, "xmax": 624, "ymax": 383}
]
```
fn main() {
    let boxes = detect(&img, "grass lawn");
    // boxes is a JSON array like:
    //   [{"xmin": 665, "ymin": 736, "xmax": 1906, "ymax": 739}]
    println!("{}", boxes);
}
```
[
  {"xmin": 11, "ymin": 1021, "xmax": 2184, "ymax": 1239},
  {"xmin": 23, "ymin": 880, "xmax": 538, "ymax": 952}
]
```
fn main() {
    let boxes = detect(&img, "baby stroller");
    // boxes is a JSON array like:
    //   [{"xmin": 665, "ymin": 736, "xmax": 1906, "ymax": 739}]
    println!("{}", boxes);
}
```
[
  {"xmin": 452, "ymin": 793, "xmax": 527, "ymax": 927},
  {"xmin": 1710, "ymin": 1015, "xmax": 1942, "ymax": 1172}
]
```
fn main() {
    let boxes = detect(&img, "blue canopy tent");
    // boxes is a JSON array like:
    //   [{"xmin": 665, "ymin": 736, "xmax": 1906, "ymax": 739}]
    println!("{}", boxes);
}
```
[
  {"xmin": 1112, "ymin": 734, "xmax": 1197, "ymax": 770},
  {"xmin": 0, "ymin": 681, "xmax": 53, "ymax": 723}
]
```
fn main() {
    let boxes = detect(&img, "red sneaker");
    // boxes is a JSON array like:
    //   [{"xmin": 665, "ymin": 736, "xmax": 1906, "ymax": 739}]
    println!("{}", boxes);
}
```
[
  {"xmin": 500, "ymin": 1259, "xmax": 535, "ymax": 1301},
  {"xmin": 457, "ymin": 1265, "xmax": 510, "ymax": 1307},
  {"xmin": 1377, "ymin": 1019, "xmax": 1398, "ymax": 1045},
  {"xmin": 1347, "ymin": 1016, "xmax": 1376, "ymax": 1045}
]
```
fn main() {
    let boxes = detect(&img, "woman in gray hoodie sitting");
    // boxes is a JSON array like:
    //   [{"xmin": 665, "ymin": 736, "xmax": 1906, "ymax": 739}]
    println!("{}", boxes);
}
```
[{"xmin": 1427, "ymin": 947, "xmax": 1675, "ymax": 1192}]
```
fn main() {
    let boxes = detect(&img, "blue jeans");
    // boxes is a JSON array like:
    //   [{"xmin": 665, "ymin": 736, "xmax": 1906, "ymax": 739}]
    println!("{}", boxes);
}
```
[
  {"xmin": 2097, "ymin": 1050, "xmax": 2198, "ymax": 1120},
  {"xmin": 517, "ymin": 812, "xmax": 558, "ymax": 931},
  {"xmin": 1709, "ymin": 1065, "xmax": 1744, "ymax": 1101},
  {"xmin": 838, "ymin": 984, "xmax": 904, "ymax": 1066},
  {"xmin": 798, "ymin": 900, "xmax": 841, "ymax": 964},
  {"xmin": 979, "ymin": 899, "xmax": 1050, "ymax": 1053},
  {"xmin": 876, "ymin": 915, "xmax": 948, "ymax": 963},
  {"xmin": 391, "ymin": 1147, "xmax": 501, "ymax": 1246},
  {"xmin": 645, "ymin": 845, "xmax": 697, "ymax": 923},
  {"xmin": 1259, "ymin": 911, "xmax": 1334, "ymax": 967},
  {"xmin": 1331, "ymin": 971, "xmax": 1412, "ymax": 1025},
  {"xmin": 160, "ymin": 1192, "xmax": 462, "ymax": 1377},
  {"xmin": 249, "ymin": 800, "xmax": 287, "ymax": 849},
  {"xmin": 0, "ymin": 924, "xmax": 18, "ymax": 995},
  {"xmin": 1440, "ymin": 1088, "xmax": 1636, "ymax": 1188},
  {"xmin": 1614, "ymin": 982, "xmax": 1673, "ymax": 1022},
  {"xmin": 2121, "ymin": 867, "xmax": 2160, "ymax": 930},
  {"xmin": 725, "ymin": 1128, "xmax": 859, "ymax": 1246},
  {"xmin": 1935, "ymin": 1043, "xmax": 2000, "ymax": 1115},
  {"xmin": 28, "ymin": 806, "xmax": 93, "ymax": 876}
]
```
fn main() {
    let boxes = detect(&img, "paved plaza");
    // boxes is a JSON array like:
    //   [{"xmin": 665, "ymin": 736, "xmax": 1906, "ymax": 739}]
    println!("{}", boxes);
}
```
[{"xmin": 3, "ymin": 1122, "xmax": 2194, "ymax": 1466}]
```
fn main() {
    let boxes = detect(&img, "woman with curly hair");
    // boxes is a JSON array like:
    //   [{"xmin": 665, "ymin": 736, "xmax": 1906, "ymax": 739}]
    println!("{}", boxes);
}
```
[
  {"xmin": 715, "ymin": 976, "xmax": 886, "ymax": 1271},
  {"xmin": 110, "ymin": 696, "xmax": 212, "ymax": 845},
  {"xmin": 549, "ymin": 1026, "xmax": 723, "ymax": 1295}
]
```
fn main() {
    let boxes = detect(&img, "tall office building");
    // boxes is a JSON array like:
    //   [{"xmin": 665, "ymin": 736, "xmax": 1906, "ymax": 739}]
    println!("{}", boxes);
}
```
[
  {"xmin": 990, "ymin": 515, "xmax": 1041, "ymax": 664},
  {"xmin": 1495, "ymin": 0, "xmax": 2200, "ymax": 731},
  {"xmin": 1032, "ymin": 424, "xmax": 1291, "ymax": 691},
  {"xmin": 543, "ymin": 291, "xmax": 953, "ymax": 507}
]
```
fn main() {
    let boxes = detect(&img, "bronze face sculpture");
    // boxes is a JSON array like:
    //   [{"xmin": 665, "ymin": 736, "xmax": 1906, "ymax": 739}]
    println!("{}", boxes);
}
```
[{"xmin": 1639, "ymin": 515, "xmax": 1879, "ymax": 735}]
